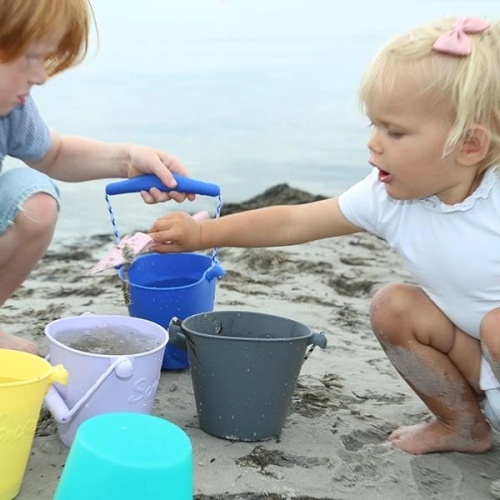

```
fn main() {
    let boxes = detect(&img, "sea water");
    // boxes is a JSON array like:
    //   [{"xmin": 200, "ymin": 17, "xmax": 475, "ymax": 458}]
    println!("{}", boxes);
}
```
[
  {"xmin": 53, "ymin": 326, "xmax": 161, "ymax": 355},
  {"xmin": 3, "ymin": 0, "xmax": 498, "ymax": 243}
]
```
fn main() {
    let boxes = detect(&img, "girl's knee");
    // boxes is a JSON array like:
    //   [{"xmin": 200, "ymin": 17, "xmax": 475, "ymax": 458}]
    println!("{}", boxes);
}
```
[
  {"xmin": 481, "ymin": 308, "xmax": 500, "ymax": 335},
  {"xmin": 370, "ymin": 284, "xmax": 418, "ymax": 340},
  {"xmin": 480, "ymin": 308, "xmax": 500, "ymax": 360},
  {"xmin": 370, "ymin": 283, "xmax": 414, "ymax": 319}
]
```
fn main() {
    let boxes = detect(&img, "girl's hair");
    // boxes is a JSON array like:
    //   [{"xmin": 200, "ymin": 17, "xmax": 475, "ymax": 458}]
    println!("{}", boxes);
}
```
[
  {"xmin": 0, "ymin": 0, "xmax": 94, "ymax": 76},
  {"xmin": 359, "ymin": 17, "xmax": 500, "ymax": 168}
]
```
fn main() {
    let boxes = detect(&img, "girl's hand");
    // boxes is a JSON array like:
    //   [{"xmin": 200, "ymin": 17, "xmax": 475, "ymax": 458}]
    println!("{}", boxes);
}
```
[
  {"xmin": 127, "ymin": 145, "xmax": 196, "ymax": 203},
  {"xmin": 148, "ymin": 212, "xmax": 203, "ymax": 252}
]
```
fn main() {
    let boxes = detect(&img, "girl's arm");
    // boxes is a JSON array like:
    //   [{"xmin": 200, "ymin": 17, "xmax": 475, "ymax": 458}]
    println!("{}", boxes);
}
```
[{"xmin": 149, "ymin": 197, "xmax": 363, "ymax": 252}]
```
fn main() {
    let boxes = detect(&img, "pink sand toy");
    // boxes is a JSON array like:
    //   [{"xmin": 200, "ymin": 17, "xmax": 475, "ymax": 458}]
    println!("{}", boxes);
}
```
[
  {"xmin": 43, "ymin": 314, "xmax": 168, "ymax": 446},
  {"xmin": 87, "ymin": 210, "xmax": 210, "ymax": 275}
]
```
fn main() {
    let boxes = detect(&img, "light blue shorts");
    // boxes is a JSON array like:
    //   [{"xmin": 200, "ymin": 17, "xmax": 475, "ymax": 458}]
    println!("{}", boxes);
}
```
[{"xmin": 0, "ymin": 167, "xmax": 60, "ymax": 234}]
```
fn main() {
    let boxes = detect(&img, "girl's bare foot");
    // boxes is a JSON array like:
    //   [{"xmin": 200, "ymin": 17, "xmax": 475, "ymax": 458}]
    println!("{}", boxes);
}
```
[
  {"xmin": 388, "ymin": 419, "xmax": 492, "ymax": 455},
  {"xmin": 0, "ymin": 328, "xmax": 38, "ymax": 355}
]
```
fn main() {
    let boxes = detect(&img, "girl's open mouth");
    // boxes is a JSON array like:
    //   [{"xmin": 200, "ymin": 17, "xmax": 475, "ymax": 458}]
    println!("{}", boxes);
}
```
[{"xmin": 378, "ymin": 168, "xmax": 391, "ymax": 183}]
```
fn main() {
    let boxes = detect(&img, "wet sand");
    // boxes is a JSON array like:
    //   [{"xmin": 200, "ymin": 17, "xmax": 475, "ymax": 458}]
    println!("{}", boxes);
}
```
[{"xmin": 4, "ymin": 184, "xmax": 500, "ymax": 499}]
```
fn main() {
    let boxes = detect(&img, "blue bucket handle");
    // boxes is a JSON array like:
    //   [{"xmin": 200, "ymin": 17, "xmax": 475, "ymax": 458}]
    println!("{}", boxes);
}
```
[
  {"xmin": 105, "ymin": 173, "xmax": 220, "ymax": 197},
  {"xmin": 104, "ymin": 174, "xmax": 223, "ymax": 266}
]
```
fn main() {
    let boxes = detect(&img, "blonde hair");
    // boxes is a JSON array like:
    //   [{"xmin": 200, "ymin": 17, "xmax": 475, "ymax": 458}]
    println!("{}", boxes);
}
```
[
  {"xmin": 359, "ymin": 17, "xmax": 500, "ymax": 168},
  {"xmin": 0, "ymin": 0, "xmax": 94, "ymax": 76}
]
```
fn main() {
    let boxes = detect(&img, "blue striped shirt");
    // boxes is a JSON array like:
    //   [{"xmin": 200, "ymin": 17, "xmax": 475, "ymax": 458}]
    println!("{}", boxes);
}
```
[{"xmin": 0, "ymin": 95, "xmax": 51, "ymax": 171}]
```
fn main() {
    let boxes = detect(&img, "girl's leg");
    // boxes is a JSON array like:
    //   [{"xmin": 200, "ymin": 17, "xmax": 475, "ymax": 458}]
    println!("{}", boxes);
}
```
[
  {"xmin": 0, "ymin": 168, "xmax": 60, "ymax": 354},
  {"xmin": 480, "ymin": 308, "xmax": 500, "ymax": 380},
  {"xmin": 370, "ymin": 283, "xmax": 491, "ymax": 455}
]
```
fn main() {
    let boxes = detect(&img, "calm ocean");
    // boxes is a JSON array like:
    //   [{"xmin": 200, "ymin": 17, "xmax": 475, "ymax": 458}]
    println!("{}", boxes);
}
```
[{"xmin": 5, "ymin": 0, "xmax": 499, "ymax": 241}]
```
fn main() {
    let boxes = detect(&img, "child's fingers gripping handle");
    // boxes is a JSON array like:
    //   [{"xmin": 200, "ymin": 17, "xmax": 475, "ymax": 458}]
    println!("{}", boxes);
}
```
[{"xmin": 105, "ymin": 173, "xmax": 221, "ymax": 197}]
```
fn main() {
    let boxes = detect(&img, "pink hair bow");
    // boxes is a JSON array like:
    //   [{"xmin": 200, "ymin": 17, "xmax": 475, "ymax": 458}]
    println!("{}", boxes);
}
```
[{"xmin": 432, "ymin": 17, "xmax": 490, "ymax": 56}]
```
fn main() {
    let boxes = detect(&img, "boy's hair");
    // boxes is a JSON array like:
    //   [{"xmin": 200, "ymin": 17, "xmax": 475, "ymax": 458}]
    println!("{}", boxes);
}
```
[
  {"xmin": 359, "ymin": 17, "xmax": 500, "ymax": 168},
  {"xmin": 0, "ymin": 0, "xmax": 94, "ymax": 76}
]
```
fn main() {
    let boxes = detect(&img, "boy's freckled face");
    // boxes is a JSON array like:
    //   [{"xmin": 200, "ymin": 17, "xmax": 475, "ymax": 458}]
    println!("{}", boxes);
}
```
[
  {"xmin": 365, "ymin": 81, "xmax": 471, "ymax": 205},
  {"xmin": 0, "ymin": 29, "xmax": 66, "ymax": 116}
]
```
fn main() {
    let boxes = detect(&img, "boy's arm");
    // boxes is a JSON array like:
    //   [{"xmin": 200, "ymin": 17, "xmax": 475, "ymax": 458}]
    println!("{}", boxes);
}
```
[
  {"xmin": 149, "ymin": 197, "xmax": 363, "ymax": 252},
  {"xmin": 27, "ymin": 131, "xmax": 189, "ymax": 200}
]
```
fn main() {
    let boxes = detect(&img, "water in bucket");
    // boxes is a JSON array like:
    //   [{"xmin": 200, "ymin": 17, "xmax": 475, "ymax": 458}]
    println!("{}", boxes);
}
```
[
  {"xmin": 104, "ymin": 173, "xmax": 225, "ymax": 370},
  {"xmin": 0, "ymin": 349, "xmax": 68, "ymax": 500},
  {"xmin": 52, "ymin": 324, "xmax": 161, "ymax": 355},
  {"xmin": 43, "ymin": 315, "xmax": 168, "ymax": 447}
]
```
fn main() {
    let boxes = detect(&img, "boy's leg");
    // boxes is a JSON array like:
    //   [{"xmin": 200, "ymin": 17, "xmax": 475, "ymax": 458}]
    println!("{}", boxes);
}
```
[
  {"xmin": 0, "ymin": 168, "xmax": 60, "ymax": 353},
  {"xmin": 370, "ymin": 283, "xmax": 491, "ymax": 455}
]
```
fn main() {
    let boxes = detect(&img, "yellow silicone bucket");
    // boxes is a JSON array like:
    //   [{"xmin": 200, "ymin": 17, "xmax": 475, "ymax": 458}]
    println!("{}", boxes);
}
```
[{"xmin": 0, "ymin": 349, "xmax": 67, "ymax": 500}]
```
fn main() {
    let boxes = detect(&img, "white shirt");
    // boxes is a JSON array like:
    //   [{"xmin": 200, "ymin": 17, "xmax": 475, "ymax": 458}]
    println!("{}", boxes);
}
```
[{"xmin": 338, "ymin": 166, "xmax": 500, "ymax": 340}]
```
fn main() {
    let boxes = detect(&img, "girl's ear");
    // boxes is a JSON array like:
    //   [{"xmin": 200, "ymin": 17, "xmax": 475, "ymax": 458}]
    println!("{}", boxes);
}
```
[{"xmin": 457, "ymin": 125, "xmax": 491, "ymax": 166}]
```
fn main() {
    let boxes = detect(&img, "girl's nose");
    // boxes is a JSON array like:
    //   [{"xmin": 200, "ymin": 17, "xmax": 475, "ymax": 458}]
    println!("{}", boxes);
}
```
[{"xmin": 367, "ymin": 127, "xmax": 383, "ymax": 155}]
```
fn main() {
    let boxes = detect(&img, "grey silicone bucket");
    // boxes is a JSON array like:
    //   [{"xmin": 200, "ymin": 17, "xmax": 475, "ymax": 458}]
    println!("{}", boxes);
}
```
[{"xmin": 169, "ymin": 311, "xmax": 327, "ymax": 441}]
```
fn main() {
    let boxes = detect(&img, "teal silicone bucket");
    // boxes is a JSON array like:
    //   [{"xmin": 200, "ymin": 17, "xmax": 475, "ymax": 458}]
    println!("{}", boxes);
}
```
[
  {"xmin": 54, "ymin": 412, "xmax": 193, "ymax": 500},
  {"xmin": 120, "ymin": 252, "xmax": 224, "ymax": 370}
]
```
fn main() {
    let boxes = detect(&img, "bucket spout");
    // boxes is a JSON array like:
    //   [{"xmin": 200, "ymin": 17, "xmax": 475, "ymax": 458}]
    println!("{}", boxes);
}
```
[{"xmin": 50, "ymin": 363, "xmax": 69, "ymax": 385}]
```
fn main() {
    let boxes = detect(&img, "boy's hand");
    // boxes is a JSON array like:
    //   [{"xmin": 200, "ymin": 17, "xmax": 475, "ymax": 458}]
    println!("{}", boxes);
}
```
[
  {"xmin": 148, "ymin": 212, "xmax": 203, "ymax": 252},
  {"xmin": 127, "ymin": 145, "xmax": 196, "ymax": 203}
]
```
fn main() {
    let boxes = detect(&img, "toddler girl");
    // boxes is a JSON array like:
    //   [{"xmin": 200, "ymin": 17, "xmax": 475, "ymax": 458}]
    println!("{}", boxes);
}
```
[{"xmin": 149, "ymin": 16, "xmax": 500, "ymax": 455}]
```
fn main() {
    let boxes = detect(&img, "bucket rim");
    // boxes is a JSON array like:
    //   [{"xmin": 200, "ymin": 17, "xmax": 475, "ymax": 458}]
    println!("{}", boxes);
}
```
[
  {"xmin": 0, "ymin": 348, "xmax": 54, "ymax": 387},
  {"xmin": 118, "ymin": 252, "xmax": 219, "ymax": 291},
  {"xmin": 179, "ymin": 310, "xmax": 314, "ymax": 343},
  {"xmin": 44, "ymin": 314, "xmax": 168, "ymax": 359}
]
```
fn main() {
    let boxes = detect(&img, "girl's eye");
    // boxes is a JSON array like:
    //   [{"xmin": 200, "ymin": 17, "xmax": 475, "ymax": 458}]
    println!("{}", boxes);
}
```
[{"xmin": 387, "ymin": 129, "xmax": 403, "ymax": 139}]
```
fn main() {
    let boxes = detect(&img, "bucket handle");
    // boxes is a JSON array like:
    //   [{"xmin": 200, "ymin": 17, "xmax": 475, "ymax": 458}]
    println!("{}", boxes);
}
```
[
  {"xmin": 43, "ymin": 356, "xmax": 134, "ymax": 424},
  {"xmin": 105, "ymin": 174, "xmax": 220, "ymax": 197},
  {"xmin": 169, "ymin": 318, "xmax": 327, "ymax": 363},
  {"xmin": 167, "ymin": 317, "xmax": 189, "ymax": 353},
  {"xmin": 104, "ymin": 173, "xmax": 223, "ymax": 265}
]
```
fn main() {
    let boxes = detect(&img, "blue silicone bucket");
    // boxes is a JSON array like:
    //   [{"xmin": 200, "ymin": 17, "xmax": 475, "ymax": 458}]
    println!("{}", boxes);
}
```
[
  {"xmin": 105, "ymin": 173, "xmax": 224, "ymax": 371},
  {"xmin": 119, "ymin": 252, "xmax": 224, "ymax": 370}
]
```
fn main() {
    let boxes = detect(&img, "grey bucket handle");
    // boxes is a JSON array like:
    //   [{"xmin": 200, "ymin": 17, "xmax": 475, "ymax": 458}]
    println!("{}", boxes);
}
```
[
  {"xmin": 168, "ymin": 318, "xmax": 327, "ymax": 363},
  {"xmin": 168, "ymin": 318, "xmax": 187, "ymax": 352}
]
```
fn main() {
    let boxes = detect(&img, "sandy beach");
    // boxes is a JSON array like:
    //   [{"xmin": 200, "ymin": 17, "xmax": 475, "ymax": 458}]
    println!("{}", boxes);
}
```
[{"xmin": 4, "ymin": 185, "xmax": 500, "ymax": 500}]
